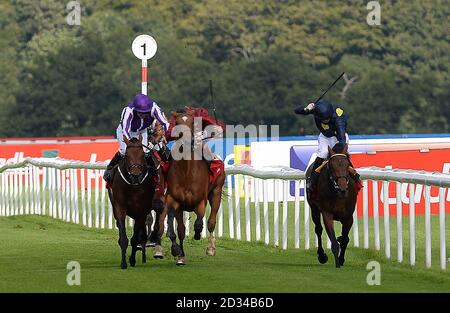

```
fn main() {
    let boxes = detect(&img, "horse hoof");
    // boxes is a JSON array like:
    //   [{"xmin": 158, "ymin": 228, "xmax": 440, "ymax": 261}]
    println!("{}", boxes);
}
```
[
  {"xmin": 121, "ymin": 262, "xmax": 127, "ymax": 270},
  {"xmin": 339, "ymin": 257, "xmax": 345, "ymax": 266},
  {"xmin": 142, "ymin": 256, "xmax": 147, "ymax": 264},
  {"xmin": 206, "ymin": 247, "xmax": 216, "ymax": 256},
  {"xmin": 136, "ymin": 244, "xmax": 143, "ymax": 251},
  {"xmin": 153, "ymin": 245, "xmax": 164, "ymax": 259},
  {"xmin": 176, "ymin": 257, "xmax": 186, "ymax": 266},
  {"xmin": 335, "ymin": 259, "xmax": 341, "ymax": 268},
  {"xmin": 318, "ymin": 253, "xmax": 328, "ymax": 264},
  {"xmin": 194, "ymin": 232, "xmax": 201, "ymax": 240},
  {"xmin": 129, "ymin": 257, "xmax": 136, "ymax": 267}
]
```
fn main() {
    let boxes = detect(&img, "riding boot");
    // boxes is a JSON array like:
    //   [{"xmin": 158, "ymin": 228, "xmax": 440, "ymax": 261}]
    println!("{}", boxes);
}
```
[
  {"xmin": 158, "ymin": 144, "xmax": 171, "ymax": 162},
  {"xmin": 307, "ymin": 157, "xmax": 325, "ymax": 192},
  {"xmin": 103, "ymin": 152, "xmax": 122, "ymax": 182},
  {"xmin": 145, "ymin": 153, "xmax": 158, "ymax": 176}
]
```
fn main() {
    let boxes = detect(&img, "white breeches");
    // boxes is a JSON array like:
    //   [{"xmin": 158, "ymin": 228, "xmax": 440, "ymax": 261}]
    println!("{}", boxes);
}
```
[
  {"xmin": 117, "ymin": 126, "xmax": 149, "ymax": 155},
  {"xmin": 316, "ymin": 133, "xmax": 349, "ymax": 159}
]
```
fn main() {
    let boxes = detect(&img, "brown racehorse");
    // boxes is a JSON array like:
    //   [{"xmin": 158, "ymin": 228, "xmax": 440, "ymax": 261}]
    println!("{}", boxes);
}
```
[
  {"xmin": 107, "ymin": 135, "xmax": 157, "ymax": 269},
  {"xmin": 306, "ymin": 143, "xmax": 358, "ymax": 268},
  {"xmin": 156, "ymin": 110, "xmax": 225, "ymax": 265}
]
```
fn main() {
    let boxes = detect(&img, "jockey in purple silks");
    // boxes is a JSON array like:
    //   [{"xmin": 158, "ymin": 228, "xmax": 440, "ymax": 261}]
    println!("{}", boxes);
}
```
[{"xmin": 103, "ymin": 94, "xmax": 170, "ymax": 182}]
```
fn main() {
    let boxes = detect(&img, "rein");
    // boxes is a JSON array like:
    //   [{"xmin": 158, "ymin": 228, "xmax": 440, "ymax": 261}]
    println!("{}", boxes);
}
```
[
  {"xmin": 118, "ymin": 144, "xmax": 152, "ymax": 186},
  {"xmin": 118, "ymin": 164, "xmax": 149, "ymax": 186}
]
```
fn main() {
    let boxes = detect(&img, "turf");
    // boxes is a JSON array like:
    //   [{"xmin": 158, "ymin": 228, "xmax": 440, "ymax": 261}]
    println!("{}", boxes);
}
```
[{"xmin": 0, "ymin": 215, "xmax": 448, "ymax": 292}]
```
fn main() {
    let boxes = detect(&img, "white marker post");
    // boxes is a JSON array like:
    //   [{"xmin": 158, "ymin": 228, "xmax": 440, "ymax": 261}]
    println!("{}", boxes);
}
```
[{"xmin": 131, "ymin": 34, "xmax": 158, "ymax": 95}]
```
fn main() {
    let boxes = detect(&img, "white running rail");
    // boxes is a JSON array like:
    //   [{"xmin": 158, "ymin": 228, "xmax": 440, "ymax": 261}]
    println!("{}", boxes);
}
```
[{"xmin": 0, "ymin": 158, "xmax": 448, "ymax": 270}]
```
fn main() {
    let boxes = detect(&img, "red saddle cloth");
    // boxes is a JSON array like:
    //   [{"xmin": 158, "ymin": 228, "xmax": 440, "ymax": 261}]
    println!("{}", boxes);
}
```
[
  {"xmin": 151, "ymin": 151, "xmax": 169, "ymax": 197},
  {"xmin": 355, "ymin": 179, "xmax": 363, "ymax": 194},
  {"xmin": 349, "ymin": 167, "xmax": 364, "ymax": 194},
  {"xmin": 209, "ymin": 159, "xmax": 224, "ymax": 185},
  {"xmin": 154, "ymin": 175, "xmax": 165, "ymax": 198}
]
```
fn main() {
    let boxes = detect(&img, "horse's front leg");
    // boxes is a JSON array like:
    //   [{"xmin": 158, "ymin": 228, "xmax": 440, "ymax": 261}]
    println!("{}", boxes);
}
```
[
  {"xmin": 310, "ymin": 203, "xmax": 328, "ymax": 264},
  {"xmin": 148, "ymin": 198, "xmax": 164, "ymax": 246},
  {"xmin": 139, "ymin": 217, "xmax": 148, "ymax": 264},
  {"xmin": 322, "ymin": 211, "xmax": 340, "ymax": 268},
  {"xmin": 174, "ymin": 208, "xmax": 186, "ymax": 266},
  {"xmin": 194, "ymin": 200, "xmax": 207, "ymax": 240},
  {"xmin": 206, "ymin": 186, "xmax": 223, "ymax": 256},
  {"xmin": 145, "ymin": 211, "xmax": 154, "ymax": 247},
  {"xmin": 154, "ymin": 194, "xmax": 177, "ymax": 259},
  {"xmin": 167, "ymin": 206, "xmax": 180, "ymax": 257},
  {"xmin": 116, "ymin": 218, "xmax": 128, "ymax": 269},
  {"xmin": 130, "ymin": 217, "xmax": 145, "ymax": 267},
  {"xmin": 151, "ymin": 209, "xmax": 163, "ymax": 259},
  {"xmin": 337, "ymin": 215, "xmax": 353, "ymax": 266}
]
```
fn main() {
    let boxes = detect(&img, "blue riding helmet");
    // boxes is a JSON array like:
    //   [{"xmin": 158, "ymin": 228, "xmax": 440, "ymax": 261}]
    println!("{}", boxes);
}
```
[
  {"xmin": 314, "ymin": 99, "xmax": 334, "ymax": 121},
  {"xmin": 132, "ymin": 94, "xmax": 153, "ymax": 113}
]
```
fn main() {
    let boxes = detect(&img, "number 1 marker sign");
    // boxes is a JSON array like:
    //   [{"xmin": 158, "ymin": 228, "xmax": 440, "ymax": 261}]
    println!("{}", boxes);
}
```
[{"xmin": 131, "ymin": 34, "xmax": 158, "ymax": 95}]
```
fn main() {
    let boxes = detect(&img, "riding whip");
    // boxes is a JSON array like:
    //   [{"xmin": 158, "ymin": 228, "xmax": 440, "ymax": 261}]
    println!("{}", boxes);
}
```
[
  {"xmin": 314, "ymin": 72, "xmax": 345, "ymax": 104},
  {"xmin": 209, "ymin": 80, "xmax": 218, "ymax": 124}
]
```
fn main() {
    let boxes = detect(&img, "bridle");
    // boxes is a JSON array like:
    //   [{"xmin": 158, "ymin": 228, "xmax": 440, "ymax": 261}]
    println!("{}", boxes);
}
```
[
  {"xmin": 327, "ymin": 153, "xmax": 350, "ymax": 191},
  {"xmin": 118, "ymin": 144, "xmax": 149, "ymax": 186}
]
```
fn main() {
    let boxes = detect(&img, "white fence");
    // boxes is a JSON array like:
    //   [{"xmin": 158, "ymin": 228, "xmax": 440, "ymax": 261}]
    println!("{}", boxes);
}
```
[{"xmin": 0, "ymin": 158, "xmax": 448, "ymax": 270}]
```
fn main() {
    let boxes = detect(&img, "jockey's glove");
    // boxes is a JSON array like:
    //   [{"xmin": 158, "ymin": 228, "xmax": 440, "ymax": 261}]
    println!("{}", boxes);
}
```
[{"xmin": 305, "ymin": 102, "xmax": 315, "ymax": 112}]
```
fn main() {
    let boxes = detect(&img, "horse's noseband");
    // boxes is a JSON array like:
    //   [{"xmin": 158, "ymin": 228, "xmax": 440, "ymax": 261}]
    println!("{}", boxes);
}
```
[{"xmin": 126, "ymin": 162, "xmax": 147, "ymax": 175}]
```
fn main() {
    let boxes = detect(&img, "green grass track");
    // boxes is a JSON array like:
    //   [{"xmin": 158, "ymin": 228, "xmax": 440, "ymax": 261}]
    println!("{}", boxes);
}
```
[{"xmin": 0, "ymin": 215, "xmax": 449, "ymax": 292}]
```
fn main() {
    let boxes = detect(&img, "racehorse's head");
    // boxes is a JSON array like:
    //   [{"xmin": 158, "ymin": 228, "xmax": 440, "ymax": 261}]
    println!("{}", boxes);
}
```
[
  {"xmin": 173, "ymin": 109, "xmax": 195, "ymax": 131},
  {"xmin": 170, "ymin": 109, "xmax": 196, "ymax": 146},
  {"xmin": 123, "ymin": 135, "xmax": 147, "ymax": 184},
  {"xmin": 327, "ymin": 143, "xmax": 350, "ymax": 198}
]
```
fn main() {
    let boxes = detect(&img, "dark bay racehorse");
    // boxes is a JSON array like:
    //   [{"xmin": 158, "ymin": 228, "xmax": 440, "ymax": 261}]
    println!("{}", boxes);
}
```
[
  {"xmin": 156, "ymin": 110, "xmax": 225, "ymax": 265},
  {"xmin": 306, "ymin": 143, "xmax": 358, "ymax": 268},
  {"xmin": 107, "ymin": 135, "xmax": 157, "ymax": 269}
]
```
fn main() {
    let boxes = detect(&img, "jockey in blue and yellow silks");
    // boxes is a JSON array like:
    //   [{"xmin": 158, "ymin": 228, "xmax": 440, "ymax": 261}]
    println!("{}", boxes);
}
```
[
  {"xmin": 295, "ymin": 99, "xmax": 361, "ymax": 192},
  {"xmin": 103, "ymin": 94, "xmax": 170, "ymax": 182}
]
